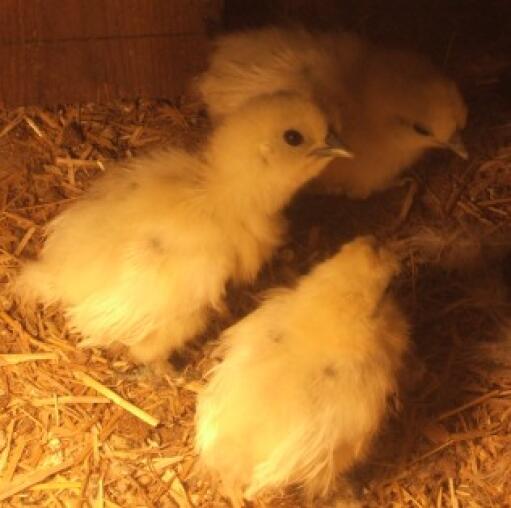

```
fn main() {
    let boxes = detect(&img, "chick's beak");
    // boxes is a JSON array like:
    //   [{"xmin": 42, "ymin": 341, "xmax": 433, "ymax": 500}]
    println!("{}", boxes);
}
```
[
  {"xmin": 446, "ymin": 131, "xmax": 468, "ymax": 159},
  {"xmin": 312, "ymin": 130, "xmax": 354, "ymax": 159}
]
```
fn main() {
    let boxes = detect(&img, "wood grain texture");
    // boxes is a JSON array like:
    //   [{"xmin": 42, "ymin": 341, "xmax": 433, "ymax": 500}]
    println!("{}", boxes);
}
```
[{"xmin": 0, "ymin": 0, "xmax": 222, "ymax": 106}]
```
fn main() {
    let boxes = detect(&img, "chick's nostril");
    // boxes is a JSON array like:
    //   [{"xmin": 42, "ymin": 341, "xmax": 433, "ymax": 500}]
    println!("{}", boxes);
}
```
[{"xmin": 325, "ymin": 130, "xmax": 343, "ymax": 148}]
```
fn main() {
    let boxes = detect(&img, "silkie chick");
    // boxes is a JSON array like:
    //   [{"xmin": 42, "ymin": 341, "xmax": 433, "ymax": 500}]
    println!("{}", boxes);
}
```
[
  {"xmin": 14, "ymin": 92, "xmax": 352, "ymax": 369},
  {"xmin": 197, "ymin": 26, "xmax": 467, "ymax": 198},
  {"xmin": 195, "ymin": 236, "xmax": 409, "ymax": 506}
]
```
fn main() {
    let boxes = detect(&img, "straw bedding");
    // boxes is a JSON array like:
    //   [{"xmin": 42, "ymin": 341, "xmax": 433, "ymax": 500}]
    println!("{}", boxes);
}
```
[{"xmin": 0, "ymin": 48, "xmax": 510, "ymax": 507}]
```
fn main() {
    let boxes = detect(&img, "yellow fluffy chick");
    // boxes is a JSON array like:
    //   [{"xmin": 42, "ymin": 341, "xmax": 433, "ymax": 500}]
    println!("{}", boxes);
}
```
[
  {"xmin": 197, "ymin": 26, "xmax": 468, "ymax": 198},
  {"xmin": 15, "ymin": 92, "xmax": 351, "ymax": 367},
  {"xmin": 195, "ymin": 236, "xmax": 409, "ymax": 505}
]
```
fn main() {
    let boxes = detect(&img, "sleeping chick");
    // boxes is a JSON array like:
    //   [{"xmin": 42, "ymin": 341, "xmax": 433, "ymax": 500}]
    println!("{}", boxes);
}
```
[
  {"xmin": 197, "ymin": 26, "xmax": 467, "ymax": 199},
  {"xmin": 195, "ymin": 236, "xmax": 409, "ymax": 505},
  {"xmin": 14, "ymin": 92, "xmax": 352, "ymax": 368},
  {"xmin": 317, "ymin": 46, "xmax": 468, "ymax": 198}
]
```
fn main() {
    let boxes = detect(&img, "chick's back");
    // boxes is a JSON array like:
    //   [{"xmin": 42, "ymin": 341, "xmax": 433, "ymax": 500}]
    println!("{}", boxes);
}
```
[
  {"xmin": 198, "ymin": 26, "xmax": 364, "ymax": 125},
  {"xmin": 196, "ymin": 237, "xmax": 409, "ymax": 502},
  {"xmin": 17, "ymin": 150, "xmax": 233, "ymax": 345}
]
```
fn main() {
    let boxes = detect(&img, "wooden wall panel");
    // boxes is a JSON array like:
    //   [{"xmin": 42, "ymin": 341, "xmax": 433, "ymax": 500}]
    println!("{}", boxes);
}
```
[
  {"xmin": 0, "ymin": 0, "xmax": 222, "ymax": 107},
  {"xmin": 222, "ymin": 0, "xmax": 511, "ymax": 64},
  {"xmin": 1, "ymin": 0, "xmax": 218, "ymax": 42}
]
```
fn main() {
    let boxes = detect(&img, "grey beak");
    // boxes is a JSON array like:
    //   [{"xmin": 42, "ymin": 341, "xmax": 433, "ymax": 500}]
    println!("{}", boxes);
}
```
[
  {"xmin": 446, "ymin": 131, "xmax": 468, "ymax": 159},
  {"xmin": 313, "ymin": 130, "xmax": 354, "ymax": 159}
]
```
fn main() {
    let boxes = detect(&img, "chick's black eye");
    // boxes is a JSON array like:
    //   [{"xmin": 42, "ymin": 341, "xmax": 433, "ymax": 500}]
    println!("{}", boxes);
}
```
[
  {"xmin": 283, "ymin": 129, "xmax": 304, "ymax": 146},
  {"xmin": 413, "ymin": 123, "xmax": 432, "ymax": 136}
]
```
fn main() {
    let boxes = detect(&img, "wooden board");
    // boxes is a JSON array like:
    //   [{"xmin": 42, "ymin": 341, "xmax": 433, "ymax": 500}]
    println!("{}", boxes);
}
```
[{"xmin": 0, "ymin": 0, "xmax": 222, "ymax": 107}]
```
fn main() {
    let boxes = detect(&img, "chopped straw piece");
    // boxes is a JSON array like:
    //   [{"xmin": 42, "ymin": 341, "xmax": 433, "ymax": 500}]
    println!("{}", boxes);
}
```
[
  {"xmin": 169, "ymin": 475, "xmax": 193, "ymax": 508},
  {"xmin": 14, "ymin": 226, "xmax": 36, "ymax": 256},
  {"xmin": 32, "ymin": 396, "xmax": 111, "ymax": 406},
  {"xmin": 436, "ymin": 390, "xmax": 501, "ymax": 421},
  {"xmin": 30, "ymin": 480, "xmax": 82, "ymax": 491},
  {"xmin": 0, "ymin": 460, "xmax": 74, "ymax": 502},
  {"xmin": 55, "ymin": 157, "xmax": 106, "ymax": 168},
  {"xmin": 93, "ymin": 478, "xmax": 104, "ymax": 508},
  {"xmin": 0, "ymin": 353, "xmax": 58, "ymax": 365},
  {"xmin": 72, "ymin": 371, "xmax": 159, "ymax": 427}
]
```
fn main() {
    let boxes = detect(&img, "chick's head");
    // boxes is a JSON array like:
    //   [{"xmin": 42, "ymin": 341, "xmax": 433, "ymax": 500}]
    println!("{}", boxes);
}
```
[
  {"xmin": 208, "ymin": 92, "xmax": 352, "ymax": 210},
  {"xmin": 366, "ymin": 49, "xmax": 468, "ymax": 159},
  {"xmin": 331, "ymin": 236, "xmax": 400, "ymax": 294}
]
